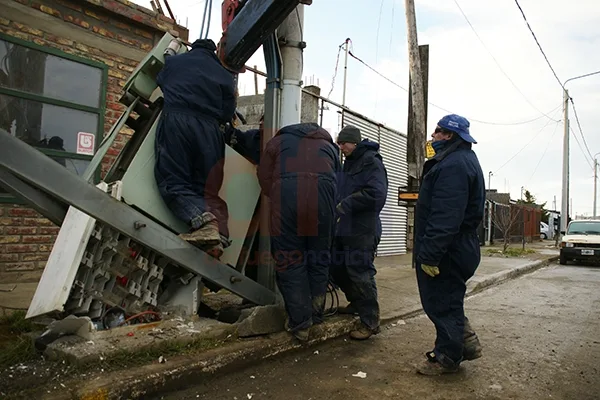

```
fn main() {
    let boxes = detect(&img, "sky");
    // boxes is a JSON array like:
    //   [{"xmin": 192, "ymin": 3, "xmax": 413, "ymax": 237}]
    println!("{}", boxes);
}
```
[{"xmin": 132, "ymin": 0, "xmax": 600, "ymax": 217}]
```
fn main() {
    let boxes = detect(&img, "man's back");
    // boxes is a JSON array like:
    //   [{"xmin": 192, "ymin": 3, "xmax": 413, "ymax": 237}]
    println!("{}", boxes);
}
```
[
  {"xmin": 157, "ymin": 39, "xmax": 236, "ymax": 123},
  {"xmin": 258, "ymin": 123, "xmax": 340, "ymax": 194}
]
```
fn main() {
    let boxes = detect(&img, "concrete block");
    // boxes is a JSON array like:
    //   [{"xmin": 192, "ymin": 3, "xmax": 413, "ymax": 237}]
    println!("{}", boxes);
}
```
[{"xmin": 236, "ymin": 305, "xmax": 286, "ymax": 338}]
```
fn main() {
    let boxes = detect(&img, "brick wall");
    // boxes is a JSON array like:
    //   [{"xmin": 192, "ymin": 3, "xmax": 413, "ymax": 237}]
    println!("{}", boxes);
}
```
[{"xmin": 0, "ymin": 0, "xmax": 187, "ymax": 282}]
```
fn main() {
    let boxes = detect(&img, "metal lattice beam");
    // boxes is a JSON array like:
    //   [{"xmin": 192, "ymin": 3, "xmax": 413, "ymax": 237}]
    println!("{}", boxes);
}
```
[{"xmin": 0, "ymin": 131, "xmax": 277, "ymax": 306}]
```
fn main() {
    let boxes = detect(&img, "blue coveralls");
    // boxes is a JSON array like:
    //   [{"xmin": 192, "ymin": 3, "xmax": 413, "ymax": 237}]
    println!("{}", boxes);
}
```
[
  {"xmin": 414, "ymin": 139, "xmax": 485, "ymax": 368},
  {"xmin": 223, "ymin": 126, "xmax": 261, "ymax": 165},
  {"xmin": 258, "ymin": 123, "xmax": 341, "ymax": 332},
  {"xmin": 331, "ymin": 139, "xmax": 388, "ymax": 331},
  {"xmin": 154, "ymin": 39, "xmax": 236, "ymax": 237}
]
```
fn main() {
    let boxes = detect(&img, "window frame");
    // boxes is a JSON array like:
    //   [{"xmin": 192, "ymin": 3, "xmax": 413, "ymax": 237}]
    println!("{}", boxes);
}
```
[{"xmin": 0, "ymin": 32, "xmax": 108, "ymax": 204}]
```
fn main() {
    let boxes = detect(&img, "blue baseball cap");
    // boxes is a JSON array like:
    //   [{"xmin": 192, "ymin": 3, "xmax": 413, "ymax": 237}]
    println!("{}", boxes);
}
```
[{"xmin": 437, "ymin": 114, "xmax": 476, "ymax": 144}]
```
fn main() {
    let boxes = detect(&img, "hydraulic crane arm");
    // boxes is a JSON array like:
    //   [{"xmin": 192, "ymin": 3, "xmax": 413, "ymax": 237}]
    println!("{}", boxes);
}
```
[{"xmin": 217, "ymin": 0, "xmax": 312, "ymax": 72}]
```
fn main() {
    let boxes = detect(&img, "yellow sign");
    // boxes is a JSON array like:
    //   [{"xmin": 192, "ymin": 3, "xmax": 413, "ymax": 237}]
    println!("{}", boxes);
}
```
[
  {"xmin": 399, "ymin": 192, "xmax": 419, "ymax": 201},
  {"xmin": 426, "ymin": 141, "xmax": 435, "ymax": 159}
]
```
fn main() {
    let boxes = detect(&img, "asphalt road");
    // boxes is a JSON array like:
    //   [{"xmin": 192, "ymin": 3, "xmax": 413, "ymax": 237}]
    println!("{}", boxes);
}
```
[{"xmin": 157, "ymin": 263, "xmax": 600, "ymax": 400}]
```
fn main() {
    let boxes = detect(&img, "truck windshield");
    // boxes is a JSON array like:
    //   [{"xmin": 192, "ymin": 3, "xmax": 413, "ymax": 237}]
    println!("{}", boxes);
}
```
[{"xmin": 567, "ymin": 221, "xmax": 600, "ymax": 235}]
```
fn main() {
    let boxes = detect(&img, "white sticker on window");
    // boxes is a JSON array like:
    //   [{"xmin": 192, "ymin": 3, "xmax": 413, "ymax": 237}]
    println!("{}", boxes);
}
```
[{"xmin": 76, "ymin": 132, "xmax": 95, "ymax": 155}]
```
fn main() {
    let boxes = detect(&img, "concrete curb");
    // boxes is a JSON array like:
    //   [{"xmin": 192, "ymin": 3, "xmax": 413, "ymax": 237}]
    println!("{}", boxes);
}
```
[
  {"xmin": 466, "ymin": 256, "xmax": 559, "ymax": 295},
  {"xmin": 33, "ymin": 255, "xmax": 558, "ymax": 400}
]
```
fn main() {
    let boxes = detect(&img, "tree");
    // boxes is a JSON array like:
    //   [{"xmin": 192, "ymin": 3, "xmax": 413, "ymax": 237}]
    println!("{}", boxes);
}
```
[
  {"xmin": 517, "ymin": 189, "xmax": 549, "ymax": 223},
  {"xmin": 493, "ymin": 204, "xmax": 521, "ymax": 252}
]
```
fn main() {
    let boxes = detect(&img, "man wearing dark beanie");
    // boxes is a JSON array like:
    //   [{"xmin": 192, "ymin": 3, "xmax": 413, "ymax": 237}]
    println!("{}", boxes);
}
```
[{"xmin": 331, "ymin": 125, "xmax": 388, "ymax": 340}]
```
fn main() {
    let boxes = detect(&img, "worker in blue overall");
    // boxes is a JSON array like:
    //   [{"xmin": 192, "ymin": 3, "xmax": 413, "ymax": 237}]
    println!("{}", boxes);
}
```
[
  {"xmin": 331, "ymin": 125, "xmax": 388, "ymax": 340},
  {"xmin": 258, "ymin": 123, "xmax": 341, "ymax": 342},
  {"xmin": 223, "ymin": 115, "xmax": 262, "ymax": 165},
  {"xmin": 414, "ymin": 114, "xmax": 485, "ymax": 375},
  {"xmin": 154, "ymin": 39, "xmax": 236, "ymax": 259}
]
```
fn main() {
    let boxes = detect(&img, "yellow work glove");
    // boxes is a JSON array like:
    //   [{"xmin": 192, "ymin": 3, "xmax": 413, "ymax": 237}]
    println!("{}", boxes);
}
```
[{"xmin": 421, "ymin": 264, "xmax": 440, "ymax": 277}]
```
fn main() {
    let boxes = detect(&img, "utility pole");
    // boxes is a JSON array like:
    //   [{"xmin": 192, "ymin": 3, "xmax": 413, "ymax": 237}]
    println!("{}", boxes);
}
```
[
  {"xmin": 342, "ymin": 38, "xmax": 350, "ymax": 107},
  {"xmin": 488, "ymin": 171, "xmax": 493, "ymax": 192},
  {"xmin": 253, "ymin": 64, "xmax": 259, "ymax": 95},
  {"xmin": 594, "ymin": 156, "xmax": 598, "ymax": 218},
  {"xmin": 405, "ymin": 0, "xmax": 427, "ymax": 184},
  {"xmin": 521, "ymin": 186, "xmax": 525, "ymax": 250},
  {"xmin": 561, "ymin": 88, "xmax": 570, "ymax": 235},
  {"xmin": 560, "ymin": 70, "xmax": 600, "ymax": 232},
  {"xmin": 403, "ymin": 0, "xmax": 428, "ymax": 262}
]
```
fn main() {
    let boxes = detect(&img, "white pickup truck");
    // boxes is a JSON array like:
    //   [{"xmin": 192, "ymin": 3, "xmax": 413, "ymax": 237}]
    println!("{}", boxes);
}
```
[{"xmin": 560, "ymin": 220, "xmax": 600, "ymax": 265}]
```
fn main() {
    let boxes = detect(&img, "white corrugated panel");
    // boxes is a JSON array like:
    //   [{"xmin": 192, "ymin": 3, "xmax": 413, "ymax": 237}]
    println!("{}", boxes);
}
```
[{"xmin": 342, "ymin": 112, "xmax": 408, "ymax": 256}]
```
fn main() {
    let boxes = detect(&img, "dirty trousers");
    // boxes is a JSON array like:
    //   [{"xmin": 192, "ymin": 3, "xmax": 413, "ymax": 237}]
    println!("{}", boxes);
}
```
[
  {"xmin": 330, "ymin": 236, "xmax": 380, "ymax": 331},
  {"xmin": 416, "ymin": 258, "xmax": 477, "ymax": 367},
  {"xmin": 154, "ymin": 111, "xmax": 229, "ymax": 237},
  {"xmin": 270, "ymin": 178, "xmax": 336, "ymax": 332}
]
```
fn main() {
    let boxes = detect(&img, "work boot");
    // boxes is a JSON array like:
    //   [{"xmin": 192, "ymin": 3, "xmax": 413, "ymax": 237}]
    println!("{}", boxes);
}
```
[
  {"xmin": 416, "ymin": 351, "xmax": 459, "ymax": 376},
  {"xmin": 179, "ymin": 219, "xmax": 221, "ymax": 246},
  {"xmin": 199, "ymin": 242, "xmax": 224, "ymax": 259},
  {"xmin": 462, "ymin": 318, "xmax": 482, "ymax": 361},
  {"xmin": 350, "ymin": 323, "xmax": 380, "ymax": 340},
  {"xmin": 338, "ymin": 303, "xmax": 358, "ymax": 315},
  {"xmin": 284, "ymin": 318, "xmax": 310, "ymax": 342},
  {"xmin": 463, "ymin": 333, "xmax": 483, "ymax": 361}
]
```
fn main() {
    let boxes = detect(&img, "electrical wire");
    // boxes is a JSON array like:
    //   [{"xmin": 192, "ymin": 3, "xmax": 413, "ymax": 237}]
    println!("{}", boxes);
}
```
[
  {"xmin": 526, "ymin": 120, "xmax": 560, "ymax": 185},
  {"xmin": 346, "ymin": 46, "xmax": 561, "ymax": 126},
  {"xmin": 199, "ymin": 0, "xmax": 209, "ymax": 39},
  {"xmin": 513, "ymin": 0, "xmax": 563, "ymax": 90},
  {"xmin": 327, "ymin": 40, "xmax": 346, "ymax": 99},
  {"xmin": 453, "ymin": 0, "xmax": 557, "ymax": 122},
  {"xmin": 323, "ymin": 279, "xmax": 340, "ymax": 317},
  {"xmin": 388, "ymin": 0, "xmax": 395, "ymax": 56},
  {"xmin": 375, "ymin": 0, "xmax": 385, "ymax": 64},
  {"xmin": 569, "ymin": 98, "xmax": 594, "ymax": 161},
  {"xmin": 493, "ymin": 107, "xmax": 562, "ymax": 174},
  {"xmin": 570, "ymin": 126, "xmax": 595, "ymax": 170}
]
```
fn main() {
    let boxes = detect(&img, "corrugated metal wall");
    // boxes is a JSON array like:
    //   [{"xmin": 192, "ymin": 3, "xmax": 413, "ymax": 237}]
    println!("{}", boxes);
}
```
[{"xmin": 342, "ymin": 111, "xmax": 409, "ymax": 256}]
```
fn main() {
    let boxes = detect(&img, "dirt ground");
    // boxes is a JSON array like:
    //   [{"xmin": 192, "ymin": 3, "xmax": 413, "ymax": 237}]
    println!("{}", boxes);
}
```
[{"xmin": 157, "ymin": 263, "xmax": 600, "ymax": 400}]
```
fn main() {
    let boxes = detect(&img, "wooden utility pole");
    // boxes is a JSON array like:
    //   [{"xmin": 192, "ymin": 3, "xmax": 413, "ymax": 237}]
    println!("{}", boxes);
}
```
[
  {"xmin": 403, "ymin": 0, "xmax": 429, "ymax": 260},
  {"xmin": 405, "ymin": 0, "xmax": 427, "ymax": 185}
]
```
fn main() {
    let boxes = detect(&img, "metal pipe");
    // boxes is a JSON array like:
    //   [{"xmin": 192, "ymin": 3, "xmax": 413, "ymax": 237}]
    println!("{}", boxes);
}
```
[{"xmin": 278, "ymin": 5, "xmax": 304, "ymax": 127}]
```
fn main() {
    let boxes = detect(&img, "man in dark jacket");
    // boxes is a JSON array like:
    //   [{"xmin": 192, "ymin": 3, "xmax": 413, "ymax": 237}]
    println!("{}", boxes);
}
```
[
  {"xmin": 414, "ymin": 114, "xmax": 485, "ymax": 375},
  {"xmin": 258, "ymin": 123, "xmax": 341, "ymax": 342},
  {"xmin": 331, "ymin": 125, "xmax": 388, "ymax": 340},
  {"xmin": 154, "ymin": 39, "xmax": 236, "ymax": 259}
]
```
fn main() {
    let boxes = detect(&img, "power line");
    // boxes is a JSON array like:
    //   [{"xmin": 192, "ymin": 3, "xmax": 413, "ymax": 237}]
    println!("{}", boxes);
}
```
[
  {"xmin": 513, "ymin": 0, "xmax": 563, "ymax": 89},
  {"xmin": 527, "ymin": 121, "xmax": 560, "ymax": 185},
  {"xmin": 346, "ymin": 48, "xmax": 561, "ymax": 126},
  {"xmin": 569, "ymin": 98, "xmax": 594, "ymax": 161},
  {"xmin": 327, "ymin": 40, "xmax": 346, "ymax": 99},
  {"xmin": 494, "ymin": 109, "xmax": 561, "ymax": 174},
  {"xmin": 570, "ymin": 126, "xmax": 595, "ymax": 170},
  {"xmin": 375, "ymin": 0, "xmax": 385, "ymax": 63},
  {"xmin": 453, "ymin": 0, "xmax": 557, "ymax": 122}
]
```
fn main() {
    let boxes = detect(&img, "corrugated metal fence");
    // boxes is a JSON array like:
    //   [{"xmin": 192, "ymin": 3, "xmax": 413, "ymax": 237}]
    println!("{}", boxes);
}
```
[{"xmin": 342, "ymin": 111, "xmax": 409, "ymax": 256}]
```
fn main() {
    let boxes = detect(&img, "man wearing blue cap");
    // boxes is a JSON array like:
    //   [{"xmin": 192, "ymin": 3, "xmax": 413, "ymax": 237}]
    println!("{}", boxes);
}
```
[{"xmin": 413, "ymin": 114, "xmax": 486, "ymax": 375}]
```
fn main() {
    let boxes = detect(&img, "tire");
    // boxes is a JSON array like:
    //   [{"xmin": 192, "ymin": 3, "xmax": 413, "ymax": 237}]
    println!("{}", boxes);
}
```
[
  {"xmin": 541, "ymin": 233, "xmax": 547, "ymax": 240},
  {"xmin": 559, "ymin": 254, "xmax": 567, "ymax": 265}
]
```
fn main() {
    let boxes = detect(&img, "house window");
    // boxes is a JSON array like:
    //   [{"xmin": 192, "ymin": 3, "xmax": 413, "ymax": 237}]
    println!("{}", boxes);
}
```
[{"xmin": 0, "ymin": 33, "xmax": 107, "ymax": 199}]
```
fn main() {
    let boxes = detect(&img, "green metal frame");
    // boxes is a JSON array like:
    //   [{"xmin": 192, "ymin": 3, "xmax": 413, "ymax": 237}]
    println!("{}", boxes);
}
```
[{"xmin": 0, "ymin": 32, "xmax": 108, "ymax": 204}]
